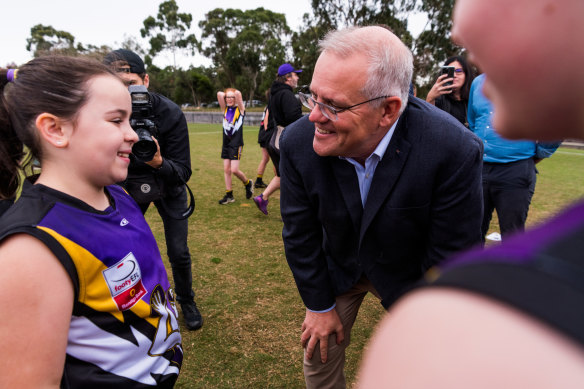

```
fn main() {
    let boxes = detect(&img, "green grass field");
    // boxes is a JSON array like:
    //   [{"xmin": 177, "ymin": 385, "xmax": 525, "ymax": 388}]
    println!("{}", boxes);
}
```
[{"xmin": 146, "ymin": 123, "xmax": 584, "ymax": 388}]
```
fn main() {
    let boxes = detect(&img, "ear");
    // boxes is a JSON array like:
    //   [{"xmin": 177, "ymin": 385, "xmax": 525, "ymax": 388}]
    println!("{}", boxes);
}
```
[
  {"xmin": 143, "ymin": 74, "xmax": 150, "ymax": 88},
  {"xmin": 378, "ymin": 97, "xmax": 402, "ymax": 128},
  {"xmin": 35, "ymin": 113, "xmax": 69, "ymax": 148}
]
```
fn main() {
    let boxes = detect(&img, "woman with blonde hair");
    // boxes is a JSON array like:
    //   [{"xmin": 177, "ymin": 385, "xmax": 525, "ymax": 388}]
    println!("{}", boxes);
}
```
[{"xmin": 217, "ymin": 87, "xmax": 253, "ymax": 204}]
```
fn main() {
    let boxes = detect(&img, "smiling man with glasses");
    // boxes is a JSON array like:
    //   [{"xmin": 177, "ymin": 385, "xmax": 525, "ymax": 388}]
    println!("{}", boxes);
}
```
[{"xmin": 278, "ymin": 25, "xmax": 484, "ymax": 389}]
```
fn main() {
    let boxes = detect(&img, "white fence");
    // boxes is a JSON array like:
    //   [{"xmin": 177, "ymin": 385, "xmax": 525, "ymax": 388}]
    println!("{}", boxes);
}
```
[{"xmin": 182, "ymin": 111, "xmax": 264, "ymax": 126}]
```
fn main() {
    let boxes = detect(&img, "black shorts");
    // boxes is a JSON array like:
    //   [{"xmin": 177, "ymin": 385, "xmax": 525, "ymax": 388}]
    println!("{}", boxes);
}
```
[{"xmin": 221, "ymin": 131, "xmax": 244, "ymax": 160}]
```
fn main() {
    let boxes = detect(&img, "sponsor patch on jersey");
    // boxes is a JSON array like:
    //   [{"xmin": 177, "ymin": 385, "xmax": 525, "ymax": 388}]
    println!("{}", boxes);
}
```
[{"xmin": 103, "ymin": 252, "xmax": 147, "ymax": 311}]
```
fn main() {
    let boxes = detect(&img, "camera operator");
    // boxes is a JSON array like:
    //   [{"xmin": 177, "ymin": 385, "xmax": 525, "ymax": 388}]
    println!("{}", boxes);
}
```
[{"xmin": 104, "ymin": 49, "xmax": 203, "ymax": 331}]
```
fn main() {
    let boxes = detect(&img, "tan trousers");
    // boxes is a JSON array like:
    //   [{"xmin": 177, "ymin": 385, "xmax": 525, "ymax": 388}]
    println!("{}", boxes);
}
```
[{"xmin": 304, "ymin": 276, "xmax": 382, "ymax": 389}]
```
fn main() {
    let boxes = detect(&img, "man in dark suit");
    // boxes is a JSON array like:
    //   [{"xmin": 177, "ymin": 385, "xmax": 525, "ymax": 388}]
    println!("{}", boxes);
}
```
[{"xmin": 279, "ymin": 26, "xmax": 484, "ymax": 389}]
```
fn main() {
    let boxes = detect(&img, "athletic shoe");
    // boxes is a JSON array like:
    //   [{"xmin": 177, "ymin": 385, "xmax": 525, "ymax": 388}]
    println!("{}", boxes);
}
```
[
  {"xmin": 180, "ymin": 301, "xmax": 203, "ymax": 331},
  {"xmin": 253, "ymin": 195, "xmax": 269, "ymax": 215},
  {"xmin": 219, "ymin": 192, "xmax": 235, "ymax": 205},
  {"xmin": 254, "ymin": 178, "xmax": 267, "ymax": 189},
  {"xmin": 245, "ymin": 180, "xmax": 254, "ymax": 199}
]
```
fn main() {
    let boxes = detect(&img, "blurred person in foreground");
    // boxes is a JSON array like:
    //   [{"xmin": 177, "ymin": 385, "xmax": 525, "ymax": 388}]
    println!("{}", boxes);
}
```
[
  {"xmin": 279, "ymin": 25, "xmax": 483, "ymax": 389},
  {"xmin": 357, "ymin": 1, "xmax": 584, "ymax": 388}
]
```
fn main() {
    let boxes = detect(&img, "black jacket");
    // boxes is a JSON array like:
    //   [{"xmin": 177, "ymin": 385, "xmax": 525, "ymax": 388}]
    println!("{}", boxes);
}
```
[
  {"xmin": 269, "ymin": 81, "xmax": 302, "ymax": 127},
  {"xmin": 128, "ymin": 93, "xmax": 192, "ymax": 190},
  {"xmin": 280, "ymin": 97, "xmax": 484, "ymax": 310}
]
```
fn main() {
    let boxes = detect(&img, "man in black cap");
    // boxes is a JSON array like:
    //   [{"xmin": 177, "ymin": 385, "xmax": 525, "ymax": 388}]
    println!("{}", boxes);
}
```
[
  {"xmin": 104, "ymin": 49, "xmax": 203, "ymax": 331},
  {"xmin": 253, "ymin": 63, "xmax": 303, "ymax": 215}
]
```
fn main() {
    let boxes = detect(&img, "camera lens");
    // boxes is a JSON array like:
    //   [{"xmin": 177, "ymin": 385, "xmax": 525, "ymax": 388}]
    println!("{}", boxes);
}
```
[{"xmin": 132, "ymin": 129, "xmax": 157, "ymax": 161}]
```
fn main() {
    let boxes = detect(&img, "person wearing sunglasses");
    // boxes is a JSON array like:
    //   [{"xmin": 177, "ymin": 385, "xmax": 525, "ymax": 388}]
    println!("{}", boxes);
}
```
[
  {"xmin": 279, "ymin": 25, "xmax": 483, "ymax": 389},
  {"xmin": 426, "ymin": 55, "xmax": 475, "ymax": 127}
]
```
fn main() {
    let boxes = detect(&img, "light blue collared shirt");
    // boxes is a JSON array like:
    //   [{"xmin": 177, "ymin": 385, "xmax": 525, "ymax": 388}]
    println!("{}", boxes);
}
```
[
  {"xmin": 308, "ymin": 119, "xmax": 399, "ymax": 314},
  {"xmin": 342, "ymin": 120, "xmax": 399, "ymax": 207}
]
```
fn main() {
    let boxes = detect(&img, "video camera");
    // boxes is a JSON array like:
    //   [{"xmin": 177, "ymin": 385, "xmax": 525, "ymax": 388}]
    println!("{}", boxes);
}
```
[{"xmin": 129, "ymin": 85, "xmax": 158, "ymax": 162}]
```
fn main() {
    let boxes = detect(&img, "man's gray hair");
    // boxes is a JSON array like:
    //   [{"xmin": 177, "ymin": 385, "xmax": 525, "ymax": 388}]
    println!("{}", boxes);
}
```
[{"xmin": 319, "ymin": 26, "xmax": 413, "ymax": 114}]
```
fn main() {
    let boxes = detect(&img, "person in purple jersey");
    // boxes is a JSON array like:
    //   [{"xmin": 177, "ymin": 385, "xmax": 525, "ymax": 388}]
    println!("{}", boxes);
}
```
[
  {"xmin": 217, "ymin": 87, "xmax": 254, "ymax": 205},
  {"xmin": 0, "ymin": 56, "xmax": 182, "ymax": 388},
  {"xmin": 357, "ymin": 1, "xmax": 584, "ymax": 387}
]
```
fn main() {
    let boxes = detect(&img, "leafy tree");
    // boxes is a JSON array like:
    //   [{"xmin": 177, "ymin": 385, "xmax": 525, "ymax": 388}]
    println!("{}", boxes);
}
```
[
  {"xmin": 199, "ymin": 8, "xmax": 290, "ymax": 101},
  {"xmin": 291, "ymin": 14, "xmax": 326, "ymax": 87},
  {"xmin": 292, "ymin": 0, "xmax": 412, "ymax": 83},
  {"xmin": 140, "ymin": 0, "xmax": 198, "ymax": 69},
  {"xmin": 26, "ymin": 24, "xmax": 77, "ymax": 57},
  {"xmin": 25, "ymin": 24, "xmax": 117, "ymax": 61},
  {"xmin": 175, "ymin": 68, "xmax": 214, "ymax": 106},
  {"xmin": 294, "ymin": 0, "xmax": 465, "ymax": 96},
  {"xmin": 79, "ymin": 44, "xmax": 116, "ymax": 62},
  {"xmin": 309, "ymin": 0, "xmax": 408, "ymax": 30},
  {"xmin": 408, "ymin": 0, "xmax": 467, "ymax": 95},
  {"xmin": 146, "ymin": 64, "xmax": 176, "ymax": 98},
  {"xmin": 258, "ymin": 38, "xmax": 286, "ymax": 95}
]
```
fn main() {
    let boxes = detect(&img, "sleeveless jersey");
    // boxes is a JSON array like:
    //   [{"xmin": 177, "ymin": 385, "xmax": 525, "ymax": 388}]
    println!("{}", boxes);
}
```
[
  {"xmin": 0, "ymin": 184, "xmax": 182, "ymax": 388},
  {"xmin": 427, "ymin": 199, "xmax": 584, "ymax": 348},
  {"xmin": 222, "ymin": 106, "xmax": 244, "ymax": 137}
]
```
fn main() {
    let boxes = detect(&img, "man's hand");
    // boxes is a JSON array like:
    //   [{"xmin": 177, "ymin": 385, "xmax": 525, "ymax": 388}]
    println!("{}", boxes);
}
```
[
  {"xmin": 301, "ymin": 308, "xmax": 344, "ymax": 363},
  {"xmin": 145, "ymin": 136, "xmax": 163, "ymax": 169}
]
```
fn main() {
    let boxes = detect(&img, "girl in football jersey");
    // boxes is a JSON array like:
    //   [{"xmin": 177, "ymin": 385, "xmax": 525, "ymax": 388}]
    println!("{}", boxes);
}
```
[
  {"xmin": 0, "ymin": 56, "xmax": 183, "ymax": 388},
  {"xmin": 216, "ymin": 88, "xmax": 254, "ymax": 204}
]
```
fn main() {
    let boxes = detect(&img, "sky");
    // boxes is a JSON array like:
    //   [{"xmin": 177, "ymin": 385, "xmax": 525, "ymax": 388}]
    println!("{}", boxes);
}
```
[
  {"xmin": 1, "ymin": 0, "xmax": 313, "ymax": 68},
  {"xmin": 2, "ymin": 0, "xmax": 426, "ymax": 69}
]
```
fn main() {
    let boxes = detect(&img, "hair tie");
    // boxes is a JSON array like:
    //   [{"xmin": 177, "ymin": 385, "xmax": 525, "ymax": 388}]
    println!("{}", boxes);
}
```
[{"xmin": 7, "ymin": 69, "xmax": 18, "ymax": 82}]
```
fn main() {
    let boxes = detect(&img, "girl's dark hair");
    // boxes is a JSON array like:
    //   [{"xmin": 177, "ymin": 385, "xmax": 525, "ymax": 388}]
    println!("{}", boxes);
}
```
[
  {"xmin": 444, "ymin": 55, "xmax": 475, "ymax": 101},
  {"xmin": 0, "ymin": 56, "xmax": 117, "ymax": 199}
]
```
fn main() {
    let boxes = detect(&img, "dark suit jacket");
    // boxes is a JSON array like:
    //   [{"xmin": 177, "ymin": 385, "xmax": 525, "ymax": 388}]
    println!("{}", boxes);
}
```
[{"xmin": 279, "ymin": 97, "xmax": 484, "ymax": 310}]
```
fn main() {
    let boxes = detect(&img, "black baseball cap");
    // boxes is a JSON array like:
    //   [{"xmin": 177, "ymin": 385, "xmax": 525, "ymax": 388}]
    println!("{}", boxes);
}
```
[{"xmin": 104, "ymin": 49, "xmax": 145, "ymax": 74}]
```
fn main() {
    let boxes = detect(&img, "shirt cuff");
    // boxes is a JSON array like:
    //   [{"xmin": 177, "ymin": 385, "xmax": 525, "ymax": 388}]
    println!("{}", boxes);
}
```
[{"xmin": 307, "ymin": 303, "xmax": 336, "ymax": 313}]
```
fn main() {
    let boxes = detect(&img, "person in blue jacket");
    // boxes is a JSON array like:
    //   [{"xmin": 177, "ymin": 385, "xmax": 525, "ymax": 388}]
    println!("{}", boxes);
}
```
[{"xmin": 468, "ymin": 73, "xmax": 560, "ymax": 242}]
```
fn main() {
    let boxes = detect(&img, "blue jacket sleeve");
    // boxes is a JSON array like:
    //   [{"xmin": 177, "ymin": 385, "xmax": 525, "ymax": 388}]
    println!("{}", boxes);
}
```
[
  {"xmin": 467, "ymin": 80, "xmax": 478, "ymax": 132},
  {"xmin": 535, "ymin": 142, "xmax": 561, "ymax": 159}
]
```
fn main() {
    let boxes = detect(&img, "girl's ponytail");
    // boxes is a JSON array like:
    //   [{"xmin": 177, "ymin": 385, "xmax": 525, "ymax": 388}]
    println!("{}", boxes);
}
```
[{"xmin": 0, "ymin": 68, "xmax": 24, "ymax": 200}]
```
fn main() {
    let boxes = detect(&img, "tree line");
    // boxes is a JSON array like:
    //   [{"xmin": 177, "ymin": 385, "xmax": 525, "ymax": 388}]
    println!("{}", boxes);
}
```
[{"xmin": 21, "ymin": 0, "xmax": 464, "ymax": 107}]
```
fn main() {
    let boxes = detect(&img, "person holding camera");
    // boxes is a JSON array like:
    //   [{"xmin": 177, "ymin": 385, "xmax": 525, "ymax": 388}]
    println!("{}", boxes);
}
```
[
  {"xmin": 425, "ymin": 56, "xmax": 474, "ymax": 127},
  {"xmin": 104, "ymin": 49, "xmax": 203, "ymax": 331}
]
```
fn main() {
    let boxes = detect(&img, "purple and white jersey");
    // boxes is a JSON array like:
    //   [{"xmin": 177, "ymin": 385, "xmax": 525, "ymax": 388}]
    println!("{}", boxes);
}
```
[{"xmin": 0, "ymin": 184, "xmax": 183, "ymax": 388}]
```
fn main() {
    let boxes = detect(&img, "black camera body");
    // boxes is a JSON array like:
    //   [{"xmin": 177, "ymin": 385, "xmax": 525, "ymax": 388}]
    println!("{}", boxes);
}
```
[{"xmin": 129, "ymin": 85, "xmax": 158, "ymax": 162}]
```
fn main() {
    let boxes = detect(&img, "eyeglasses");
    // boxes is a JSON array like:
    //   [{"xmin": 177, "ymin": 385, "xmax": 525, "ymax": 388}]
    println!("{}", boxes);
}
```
[
  {"xmin": 114, "ymin": 67, "xmax": 131, "ymax": 73},
  {"xmin": 225, "ymin": 96, "xmax": 236, "ymax": 99},
  {"xmin": 298, "ymin": 91, "xmax": 391, "ymax": 121},
  {"xmin": 454, "ymin": 68, "xmax": 464, "ymax": 73}
]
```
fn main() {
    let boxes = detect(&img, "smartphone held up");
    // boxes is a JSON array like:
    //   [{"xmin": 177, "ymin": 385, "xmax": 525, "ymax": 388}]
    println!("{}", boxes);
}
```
[{"xmin": 441, "ymin": 66, "xmax": 455, "ymax": 87}]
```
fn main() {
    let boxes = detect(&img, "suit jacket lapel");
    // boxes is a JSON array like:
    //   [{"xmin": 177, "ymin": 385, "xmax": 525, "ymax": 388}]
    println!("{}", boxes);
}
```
[
  {"xmin": 360, "ymin": 117, "xmax": 411, "ymax": 243},
  {"xmin": 331, "ymin": 157, "xmax": 363, "ymax": 234}
]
